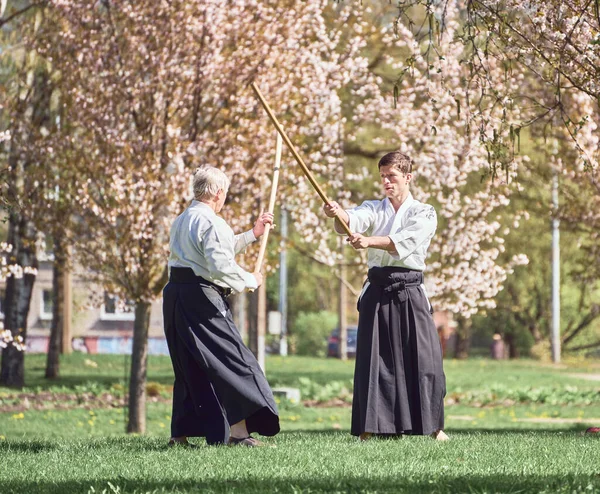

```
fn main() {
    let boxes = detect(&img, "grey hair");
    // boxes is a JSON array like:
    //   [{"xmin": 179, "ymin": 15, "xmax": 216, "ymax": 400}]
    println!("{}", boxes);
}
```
[{"xmin": 192, "ymin": 166, "xmax": 230, "ymax": 200}]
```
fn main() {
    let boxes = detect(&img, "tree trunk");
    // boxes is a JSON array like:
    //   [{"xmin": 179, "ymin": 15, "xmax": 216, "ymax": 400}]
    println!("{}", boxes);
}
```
[
  {"xmin": 338, "ymin": 241, "xmax": 348, "ymax": 360},
  {"xmin": 504, "ymin": 333, "xmax": 520, "ymax": 359},
  {"xmin": 127, "ymin": 301, "xmax": 151, "ymax": 433},
  {"xmin": 0, "ymin": 214, "xmax": 37, "ymax": 388},
  {"xmin": 529, "ymin": 324, "xmax": 543, "ymax": 344},
  {"xmin": 247, "ymin": 288, "xmax": 259, "ymax": 357},
  {"xmin": 45, "ymin": 235, "xmax": 67, "ymax": 379},
  {"xmin": 453, "ymin": 316, "xmax": 472, "ymax": 359},
  {"xmin": 1, "ymin": 61, "xmax": 51, "ymax": 387},
  {"xmin": 256, "ymin": 281, "xmax": 266, "ymax": 372}
]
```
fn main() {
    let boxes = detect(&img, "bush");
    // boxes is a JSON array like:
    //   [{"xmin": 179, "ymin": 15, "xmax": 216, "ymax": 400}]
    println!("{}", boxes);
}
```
[
  {"xmin": 530, "ymin": 340, "xmax": 552, "ymax": 362},
  {"xmin": 291, "ymin": 310, "xmax": 337, "ymax": 357}
]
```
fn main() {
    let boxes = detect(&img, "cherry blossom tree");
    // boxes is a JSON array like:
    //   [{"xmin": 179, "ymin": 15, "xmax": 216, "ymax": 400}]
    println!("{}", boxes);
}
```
[
  {"xmin": 7, "ymin": 0, "xmax": 546, "ymax": 417},
  {"xmin": 0, "ymin": 241, "xmax": 27, "ymax": 354},
  {"xmin": 370, "ymin": 0, "xmax": 599, "ymax": 276},
  {"xmin": 1, "ymin": 4, "xmax": 52, "ymax": 385},
  {"xmin": 463, "ymin": 0, "xmax": 600, "ymax": 284},
  {"xmin": 299, "ymin": 0, "xmax": 529, "ymax": 319},
  {"xmin": 38, "ymin": 0, "xmax": 379, "ymax": 432}
]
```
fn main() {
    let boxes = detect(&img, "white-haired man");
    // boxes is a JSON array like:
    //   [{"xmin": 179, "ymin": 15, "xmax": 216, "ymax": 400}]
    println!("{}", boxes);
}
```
[{"xmin": 163, "ymin": 166, "xmax": 279, "ymax": 447}]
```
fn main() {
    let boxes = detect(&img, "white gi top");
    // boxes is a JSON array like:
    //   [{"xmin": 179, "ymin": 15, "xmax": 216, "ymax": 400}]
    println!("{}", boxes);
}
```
[
  {"xmin": 344, "ymin": 193, "xmax": 437, "ymax": 305},
  {"xmin": 345, "ymin": 192, "xmax": 437, "ymax": 271},
  {"xmin": 168, "ymin": 201, "xmax": 258, "ymax": 293}
]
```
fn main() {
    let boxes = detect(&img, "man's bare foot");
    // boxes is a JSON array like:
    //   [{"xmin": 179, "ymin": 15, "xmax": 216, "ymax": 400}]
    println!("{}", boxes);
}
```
[
  {"xmin": 359, "ymin": 432, "xmax": 373, "ymax": 441},
  {"xmin": 430, "ymin": 430, "xmax": 450, "ymax": 441},
  {"xmin": 230, "ymin": 419, "xmax": 249, "ymax": 439},
  {"xmin": 228, "ymin": 436, "xmax": 264, "ymax": 447}
]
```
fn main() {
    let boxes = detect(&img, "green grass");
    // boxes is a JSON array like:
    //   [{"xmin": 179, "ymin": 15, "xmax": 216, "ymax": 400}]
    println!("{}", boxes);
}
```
[
  {"xmin": 0, "ymin": 433, "xmax": 598, "ymax": 493},
  {"xmin": 5, "ymin": 353, "xmax": 600, "ymax": 396},
  {"xmin": 1, "ymin": 354, "xmax": 600, "ymax": 493}
]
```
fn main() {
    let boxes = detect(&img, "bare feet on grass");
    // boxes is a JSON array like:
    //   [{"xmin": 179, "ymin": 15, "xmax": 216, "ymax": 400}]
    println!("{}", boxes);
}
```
[{"xmin": 431, "ymin": 430, "xmax": 450, "ymax": 441}]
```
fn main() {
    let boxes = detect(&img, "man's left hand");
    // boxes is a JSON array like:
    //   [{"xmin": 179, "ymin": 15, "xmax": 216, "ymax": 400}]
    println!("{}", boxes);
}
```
[
  {"xmin": 252, "ymin": 212, "xmax": 275, "ymax": 238},
  {"xmin": 347, "ymin": 233, "xmax": 370, "ymax": 250}
]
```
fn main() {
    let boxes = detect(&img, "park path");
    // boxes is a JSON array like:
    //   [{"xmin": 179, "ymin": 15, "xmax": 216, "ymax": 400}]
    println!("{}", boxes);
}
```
[{"xmin": 567, "ymin": 373, "xmax": 600, "ymax": 381}]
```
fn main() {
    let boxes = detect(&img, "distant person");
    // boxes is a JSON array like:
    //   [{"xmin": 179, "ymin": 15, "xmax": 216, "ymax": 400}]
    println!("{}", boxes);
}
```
[
  {"xmin": 323, "ymin": 151, "xmax": 448, "ymax": 441},
  {"xmin": 163, "ymin": 166, "xmax": 280, "ymax": 447},
  {"xmin": 490, "ymin": 333, "xmax": 506, "ymax": 360}
]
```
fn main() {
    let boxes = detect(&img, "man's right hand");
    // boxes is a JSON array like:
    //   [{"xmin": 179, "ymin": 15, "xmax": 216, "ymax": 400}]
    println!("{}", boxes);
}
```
[
  {"xmin": 323, "ymin": 201, "xmax": 341, "ymax": 218},
  {"xmin": 252, "ymin": 271, "xmax": 263, "ymax": 287}
]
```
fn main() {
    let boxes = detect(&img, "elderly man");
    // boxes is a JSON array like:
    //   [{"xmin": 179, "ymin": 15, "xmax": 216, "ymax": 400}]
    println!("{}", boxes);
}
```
[
  {"xmin": 163, "ymin": 166, "xmax": 280, "ymax": 447},
  {"xmin": 324, "ymin": 151, "xmax": 448, "ymax": 441}
]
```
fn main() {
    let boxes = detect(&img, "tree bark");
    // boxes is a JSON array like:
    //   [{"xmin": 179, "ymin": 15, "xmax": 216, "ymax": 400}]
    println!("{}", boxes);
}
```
[
  {"xmin": 1, "ymin": 61, "xmax": 51, "ymax": 387},
  {"xmin": 528, "ymin": 324, "xmax": 543, "ymax": 344},
  {"xmin": 504, "ymin": 333, "xmax": 520, "ymax": 359},
  {"xmin": 256, "ymin": 281, "xmax": 266, "ymax": 372},
  {"xmin": 453, "ymin": 316, "xmax": 472, "ymax": 359},
  {"xmin": 45, "ymin": 235, "xmax": 67, "ymax": 379},
  {"xmin": 229, "ymin": 292, "xmax": 248, "ymax": 341},
  {"xmin": 127, "ymin": 301, "xmax": 151, "ymax": 433},
  {"xmin": 338, "ymin": 241, "xmax": 348, "ymax": 360},
  {"xmin": 0, "ymin": 214, "xmax": 37, "ymax": 388},
  {"xmin": 247, "ymin": 288, "xmax": 259, "ymax": 357}
]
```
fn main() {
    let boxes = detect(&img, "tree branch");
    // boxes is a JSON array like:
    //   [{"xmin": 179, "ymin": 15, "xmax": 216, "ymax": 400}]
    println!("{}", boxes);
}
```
[
  {"xmin": 565, "ymin": 339, "xmax": 600, "ymax": 352},
  {"xmin": 0, "ymin": 2, "xmax": 44, "ymax": 28}
]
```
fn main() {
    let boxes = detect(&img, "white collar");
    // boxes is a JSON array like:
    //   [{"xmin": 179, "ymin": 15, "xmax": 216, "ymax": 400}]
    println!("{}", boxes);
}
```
[
  {"xmin": 384, "ymin": 192, "xmax": 414, "ymax": 214},
  {"xmin": 191, "ymin": 200, "xmax": 216, "ymax": 215},
  {"xmin": 389, "ymin": 193, "xmax": 414, "ymax": 232}
]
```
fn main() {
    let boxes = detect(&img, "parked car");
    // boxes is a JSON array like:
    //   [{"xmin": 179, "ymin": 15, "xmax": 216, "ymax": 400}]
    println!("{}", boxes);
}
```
[{"xmin": 327, "ymin": 326, "xmax": 358, "ymax": 358}]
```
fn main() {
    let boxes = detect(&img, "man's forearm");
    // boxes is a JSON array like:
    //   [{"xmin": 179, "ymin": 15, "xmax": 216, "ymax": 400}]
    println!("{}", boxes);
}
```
[
  {"xmin": 333, "ymin": 210, "xmax": 350, "ymax": 234},
  {"xmin": 367, "ymin": 236, "xmax": 397, "ymax": 252}
]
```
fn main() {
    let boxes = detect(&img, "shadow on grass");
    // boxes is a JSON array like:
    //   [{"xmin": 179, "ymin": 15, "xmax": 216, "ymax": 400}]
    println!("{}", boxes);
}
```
[
  {"xmin": 0, "ymin": 474, "xmax": 598, "ymax": 494},
  {"xmin": 18, "ymin": 374, "xmax": 175, "ymax": 391},
  {"xmin": 2, "ymin": 429, "xmax": 595, "ymax": 457},
  {"xmin": 0, "ymin": 440, "xmax": 60, "ymax": 453},
  {"xmin": 281, "ymin": 426, "xmax": 592, "ymax": 435},
  {"xmin": 445, "ymin": 425, "xmax": 592, "ymax": 434}
]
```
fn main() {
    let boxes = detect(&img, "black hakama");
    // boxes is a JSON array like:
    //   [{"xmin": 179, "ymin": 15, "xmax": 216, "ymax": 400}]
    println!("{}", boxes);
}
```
[
  {"xmin": 162, "ymin": 267, "xmax": 280, "ymax": 444},
  {"xmin": 351, "ymin": 266, "xmax": 445, "ymax": 436}
]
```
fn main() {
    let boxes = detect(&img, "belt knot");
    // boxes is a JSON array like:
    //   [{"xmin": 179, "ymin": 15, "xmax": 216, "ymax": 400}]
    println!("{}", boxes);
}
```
[
  {"xmin": 383, "ymin": 280, "xmax": 420, "ymax": 302},
  {"xmin": 384, "ymin": 281, "xmax": 406, "ymax": 294}
]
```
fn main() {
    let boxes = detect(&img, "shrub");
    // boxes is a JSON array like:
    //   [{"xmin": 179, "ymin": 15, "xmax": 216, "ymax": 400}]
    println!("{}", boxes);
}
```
[{"xmin": 291, "ymin": 310, "xmax": 337, "ymax": 357}]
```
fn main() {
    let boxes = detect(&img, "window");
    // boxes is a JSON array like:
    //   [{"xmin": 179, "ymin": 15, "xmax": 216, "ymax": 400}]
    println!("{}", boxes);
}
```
[
  {"xmin": 101, "ymin": 292, "xmax": 135, "ymax": 321},
  {"xmin": 40, "ymin": 289, "xmax": 53, "ymax": 320}
]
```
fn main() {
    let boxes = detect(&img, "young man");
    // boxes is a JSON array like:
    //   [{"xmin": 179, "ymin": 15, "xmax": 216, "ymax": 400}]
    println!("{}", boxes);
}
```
[
  {"xmin": 163, "ymin": 166, "xmax": 280, "ymax": 447},
  {"xmin": 323, "ymin": 151, "xmax": 448, "ymax": 441}
]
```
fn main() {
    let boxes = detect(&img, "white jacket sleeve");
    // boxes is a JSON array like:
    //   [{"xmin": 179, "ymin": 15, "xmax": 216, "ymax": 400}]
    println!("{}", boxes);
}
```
[
  {"xmin": 343, "ymin": 201, "xmax": 377, "ymax": 235},
  {"xmin": 388, "ymin": 205, "xmax": 437, "ymax": 261},
  {"xmin": 203, "ymin": 224, "xmax": 258, "ymax": 293},
  {"xmin": 234, "ymin": 229, "xmax": 257, "ymax": 254}
]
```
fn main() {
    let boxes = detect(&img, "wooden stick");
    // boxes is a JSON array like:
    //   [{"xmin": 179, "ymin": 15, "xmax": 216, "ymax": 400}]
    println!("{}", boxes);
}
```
[
  {"xmin": 251, "ymin": 82, "xmax": 352, "ymax": 237},
  {"xmin": 255, "ymin": 132, "xmax": 282, "ymax": 273}
]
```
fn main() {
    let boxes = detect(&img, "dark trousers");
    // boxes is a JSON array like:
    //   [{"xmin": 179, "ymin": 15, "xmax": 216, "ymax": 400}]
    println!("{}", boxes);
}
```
[
  {"xmin": 351, "ymin": 266, "xmax": 446, "ymax": 436},
  {"xmin": 163, "ymin": 267, "xmax": 280, "ymax": 444}
]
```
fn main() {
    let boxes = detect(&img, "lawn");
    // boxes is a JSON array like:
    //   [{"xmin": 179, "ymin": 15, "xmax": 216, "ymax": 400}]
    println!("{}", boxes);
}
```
[{"xmin": 1, "ymin": 354, "xmax": 599, "ymax": 493}]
